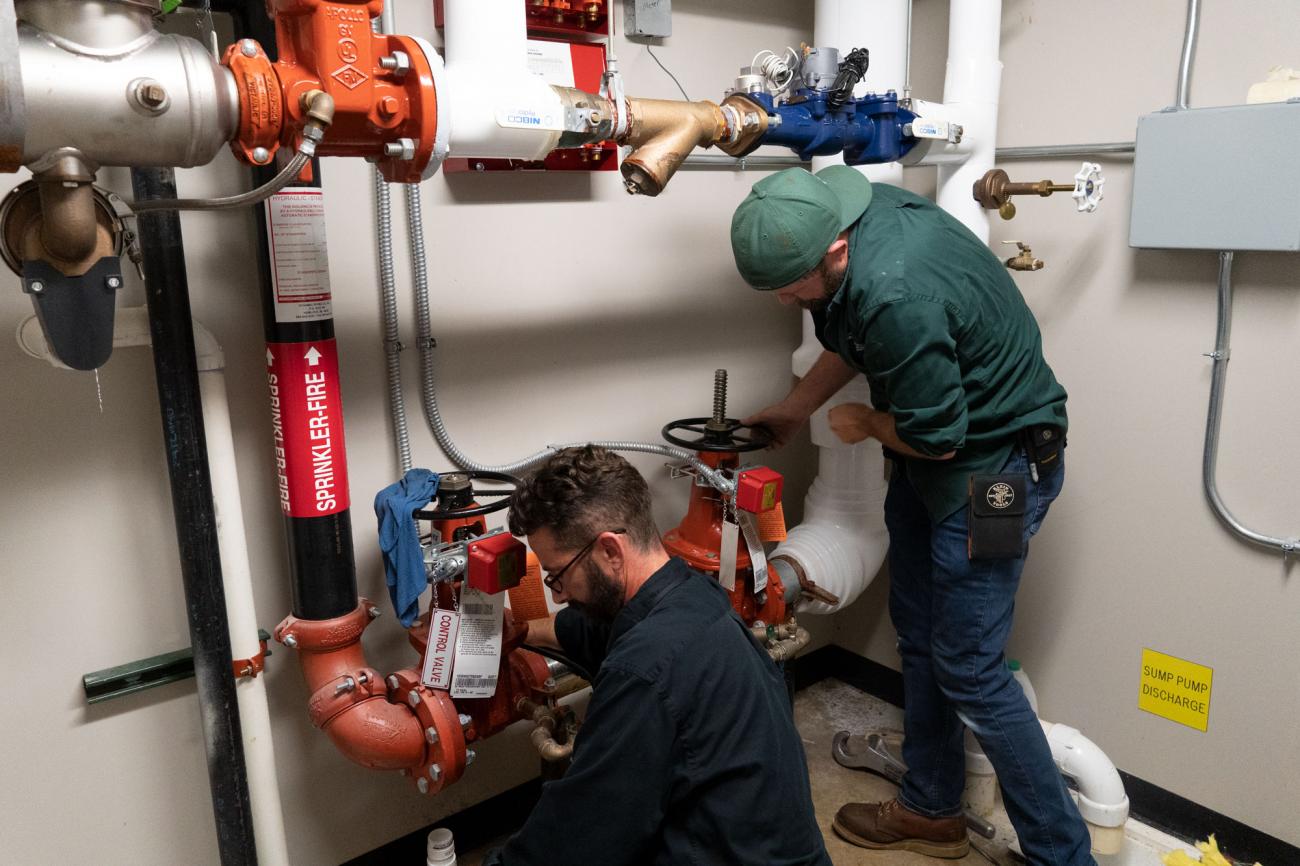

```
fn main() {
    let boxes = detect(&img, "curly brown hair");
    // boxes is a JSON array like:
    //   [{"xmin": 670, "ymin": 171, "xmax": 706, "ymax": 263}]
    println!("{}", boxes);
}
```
[{"xmin": 508, "ymin": 446, "xmax": 661, "ymax": 551}]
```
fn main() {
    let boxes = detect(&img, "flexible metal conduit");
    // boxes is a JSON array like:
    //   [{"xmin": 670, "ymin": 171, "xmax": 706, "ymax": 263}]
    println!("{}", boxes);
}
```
[
  {"xmin": 1201, "ymin": 252, "xmax": 1298, "ymax": 554},
  {"xmin": 1176, "ymin": 0, "xmax": 1201, "ymax": 109},
  {"xmin": 373, "ymin": 13, "xmax": 412, "ymax": 474}
]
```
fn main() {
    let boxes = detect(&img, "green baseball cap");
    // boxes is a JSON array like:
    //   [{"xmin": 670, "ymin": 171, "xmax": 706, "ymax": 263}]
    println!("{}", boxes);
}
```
[{"xmin": 730, "ymin": 165, "xmax": 873, "ymax": 289}]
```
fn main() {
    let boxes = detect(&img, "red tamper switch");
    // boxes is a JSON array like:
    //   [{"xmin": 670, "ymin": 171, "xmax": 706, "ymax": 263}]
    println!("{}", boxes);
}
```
[
  {"xmin": 735, "ymin": 467, "xmax": 784, "ymax": 514},
  {"xmin": 467, "ymin": 534, "xmax": 528, "ymax": 594}
]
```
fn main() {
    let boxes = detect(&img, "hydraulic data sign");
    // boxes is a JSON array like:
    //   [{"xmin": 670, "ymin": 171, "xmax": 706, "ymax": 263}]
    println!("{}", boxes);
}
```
[
  {"xmin": 265, "ymin": 189, "xmax": 333, "ymax": 323},
  {"xmin": 1138, "ymin": 648, "xmax": 1214, "ymax": 732},
  {"xmin": 266, "ymin": 339, "xmax": 350, "ymax": 518}
]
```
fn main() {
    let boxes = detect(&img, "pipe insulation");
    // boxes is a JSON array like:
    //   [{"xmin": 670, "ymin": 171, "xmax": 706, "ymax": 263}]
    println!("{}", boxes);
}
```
[
  {"xmin": 443, "ymin": 0, "xmax": 565, "ymax": 159},
  {"xmin": 770, "ymin": 0, "xmax": 911, "ymax": 615},
  {"xmin": 934, "ymin": 0, "xmax": 1003, "ymax": 242}
]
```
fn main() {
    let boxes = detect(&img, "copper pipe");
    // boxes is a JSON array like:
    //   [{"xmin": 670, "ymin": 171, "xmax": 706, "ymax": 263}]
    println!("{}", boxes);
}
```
[{"xmin": 517, "ymin": 698, "xmax": 575, "ymax": 762}]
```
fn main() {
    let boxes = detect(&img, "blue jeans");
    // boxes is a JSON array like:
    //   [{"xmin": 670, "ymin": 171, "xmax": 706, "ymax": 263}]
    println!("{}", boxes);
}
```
[{"xmin": 885, "ymin": 448, "xmax": 1094, "ymax": 866}]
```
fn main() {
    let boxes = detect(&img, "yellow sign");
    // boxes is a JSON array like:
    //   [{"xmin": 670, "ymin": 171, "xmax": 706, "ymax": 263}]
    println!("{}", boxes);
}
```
[
  {"xmin": 761, "ymin": 483, "xmax": 778, "ymax": 511},
  {"xmin": 1139, "ymin": 648, "xmax": 1213, "ymax": 732}
]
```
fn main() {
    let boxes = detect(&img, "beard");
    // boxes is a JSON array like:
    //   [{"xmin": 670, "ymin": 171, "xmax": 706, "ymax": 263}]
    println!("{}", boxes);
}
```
[
  {"xmin": 798, "ymin": 259, "xmax": 848, "ymax": 312},
  {"xmin": 567, "ymin": 561, "xmax": 626, "ymax": 624}
]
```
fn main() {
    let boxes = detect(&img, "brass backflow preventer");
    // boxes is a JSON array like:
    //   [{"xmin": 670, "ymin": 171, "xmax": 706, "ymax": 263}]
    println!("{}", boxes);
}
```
[{"xmin": 973, "ymin": 162, "xmax": 1105, "ymax": 219}]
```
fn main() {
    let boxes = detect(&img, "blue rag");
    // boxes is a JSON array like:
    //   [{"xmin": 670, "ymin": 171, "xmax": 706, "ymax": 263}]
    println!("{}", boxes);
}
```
[{"xmin": 374, "ymin": 469, "xmax": 440, "ymax": 627}]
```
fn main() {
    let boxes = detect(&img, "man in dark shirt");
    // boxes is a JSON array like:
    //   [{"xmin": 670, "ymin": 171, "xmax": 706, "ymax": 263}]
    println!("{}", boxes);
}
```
[
  {"xmin": 731, "ymin": 167, "xmax": 1093, "ymax": 866},
  {"xmin": 483, "ymin": 445, "xmax": 830, "ymax": 866}
]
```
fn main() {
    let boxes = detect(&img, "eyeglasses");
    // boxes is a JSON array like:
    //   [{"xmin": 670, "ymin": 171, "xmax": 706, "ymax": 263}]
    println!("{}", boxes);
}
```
[{"xmin": 543, "ymin": 528, "xmax": 626, "ymax": 593}]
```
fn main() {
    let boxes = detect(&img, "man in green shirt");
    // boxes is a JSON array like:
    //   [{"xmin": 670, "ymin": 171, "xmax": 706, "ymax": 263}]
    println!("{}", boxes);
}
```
[{"xmin": 731, "ymin": 167, "xmax": 1093, "ymax": 866}]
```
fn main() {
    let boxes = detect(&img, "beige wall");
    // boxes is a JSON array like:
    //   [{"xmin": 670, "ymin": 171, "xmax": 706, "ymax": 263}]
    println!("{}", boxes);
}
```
[
  {"xmin": 834, "ymin": 0, "xmax": 1300, "ymax": 848},
  {"xmin": 0, "ymin": 2, "xmax": 823, "ymax": 864}
]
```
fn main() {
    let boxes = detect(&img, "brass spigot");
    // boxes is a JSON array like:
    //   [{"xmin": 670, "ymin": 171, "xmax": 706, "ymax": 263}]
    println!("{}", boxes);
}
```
[{"xmin": 973, "ymin": 169, "xmax": 1073, "ymax": 220}]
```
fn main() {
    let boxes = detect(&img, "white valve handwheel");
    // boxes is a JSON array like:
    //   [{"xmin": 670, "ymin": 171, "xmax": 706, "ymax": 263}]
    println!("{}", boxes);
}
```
[{"xmin": 1072, "ymin": 162, "xmax": 1105, "ymax": 213}]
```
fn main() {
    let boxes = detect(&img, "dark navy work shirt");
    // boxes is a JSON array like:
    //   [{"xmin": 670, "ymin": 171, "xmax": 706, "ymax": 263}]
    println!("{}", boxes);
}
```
[{"xmin": 485, "ymin": 557, "xmax": 830, "ymax": 866}]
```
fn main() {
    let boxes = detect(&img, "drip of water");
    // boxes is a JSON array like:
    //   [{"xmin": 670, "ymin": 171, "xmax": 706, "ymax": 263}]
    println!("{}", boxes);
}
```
[{"xmin": 94, "ymin": 369, "xmax": 104, "ymax": 414}]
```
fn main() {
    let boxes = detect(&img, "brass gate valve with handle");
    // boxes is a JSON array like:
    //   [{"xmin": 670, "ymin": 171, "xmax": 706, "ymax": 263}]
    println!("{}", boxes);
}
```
[{"xmin": 973, "ymin": 161, "xmax": 1105, "ymax": 220}]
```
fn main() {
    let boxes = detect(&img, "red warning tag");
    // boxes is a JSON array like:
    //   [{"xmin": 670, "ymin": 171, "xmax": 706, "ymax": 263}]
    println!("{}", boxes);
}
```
[{"xmin": 266, "ymin": 339, "xmax": 350, "ymax": 518}]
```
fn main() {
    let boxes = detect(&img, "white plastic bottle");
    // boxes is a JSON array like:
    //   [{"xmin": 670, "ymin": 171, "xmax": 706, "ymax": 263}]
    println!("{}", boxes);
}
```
[
  {"xmin": 1008, "ymin": 659, "xmax": 1039, "ymax": 716},
  {"xmin": 427, "ymin": 828, "xmax": 457, "ymax": 866}
]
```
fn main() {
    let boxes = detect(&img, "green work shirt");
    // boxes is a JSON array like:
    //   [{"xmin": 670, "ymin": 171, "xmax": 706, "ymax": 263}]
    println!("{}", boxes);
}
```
[{"xmin": 812, "ymin": 183, "xmax": 1067, "ymax": 520}]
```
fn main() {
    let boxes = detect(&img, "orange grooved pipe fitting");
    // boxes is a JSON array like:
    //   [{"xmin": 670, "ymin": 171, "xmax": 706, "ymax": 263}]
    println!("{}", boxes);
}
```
[{"xmin": 276, "ymin": 601, "xmax": 426, "ymax": 771}]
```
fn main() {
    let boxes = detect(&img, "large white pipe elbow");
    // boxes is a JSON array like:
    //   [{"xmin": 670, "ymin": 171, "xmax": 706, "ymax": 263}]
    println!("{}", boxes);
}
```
[
  {"xmin": 443, "ymin": 0, "xmax": 565, "ymax": 159},
  {"xmin": 1042, "ymin": 721, "xmax": 1131, "ymax": 830}
]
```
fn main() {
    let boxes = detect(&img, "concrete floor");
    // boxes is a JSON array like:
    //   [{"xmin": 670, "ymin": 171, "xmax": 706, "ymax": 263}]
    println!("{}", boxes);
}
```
[
  {"xmin": 460, "ymin": 679, "xmax": 1022, "ymax": 865},
  {"xmin": 797, "ymin": 679, "xmax": 1019, "ymax": 866}
]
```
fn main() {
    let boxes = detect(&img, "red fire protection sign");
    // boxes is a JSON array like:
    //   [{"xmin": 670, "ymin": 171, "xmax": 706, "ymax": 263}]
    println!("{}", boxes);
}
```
[{"xmin": 266, "ymin": 339, "xmax": 350, "ymax": 518}]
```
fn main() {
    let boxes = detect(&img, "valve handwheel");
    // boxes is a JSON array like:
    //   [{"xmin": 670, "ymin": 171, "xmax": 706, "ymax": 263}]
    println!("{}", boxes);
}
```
[
  {"xmin": 1072, "ymin": 161, "xmax": 1105, "ymax": 213},
  {"xmin": 662, "ymin": 417, "xmax": 771, "ymax": 453},
  {"xmin": 414, "ymin": 470, "xmax": 522, "ymax": 521}
]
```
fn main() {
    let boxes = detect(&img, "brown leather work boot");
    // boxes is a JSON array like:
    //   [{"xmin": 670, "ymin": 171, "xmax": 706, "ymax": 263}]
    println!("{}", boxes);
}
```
[{"xmin": 832, "ymin": 798, "xmax": 969, "ymax": 859}]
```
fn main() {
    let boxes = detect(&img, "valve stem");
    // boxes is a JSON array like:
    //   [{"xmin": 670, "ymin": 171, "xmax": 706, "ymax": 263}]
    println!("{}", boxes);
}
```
[{"xmin": 712, "ymin": 369, "xmax": 728, "ymax": 425}]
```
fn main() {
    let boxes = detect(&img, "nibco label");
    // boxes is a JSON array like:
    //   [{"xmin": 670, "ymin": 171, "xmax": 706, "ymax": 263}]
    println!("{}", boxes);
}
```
[{"xmin": 266, "ymin": 339, "xmax": 350, "ymax": 518}]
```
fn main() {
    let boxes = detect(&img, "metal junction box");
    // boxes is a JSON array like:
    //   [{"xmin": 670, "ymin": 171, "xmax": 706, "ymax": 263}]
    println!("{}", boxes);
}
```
[
  {"xmin": 1129, "ymin": 102, "xmax": 1300, "ymax": 251},
  {"xmin": 625, "ymin": 0, "xmax": 671, "ymax": 38}
]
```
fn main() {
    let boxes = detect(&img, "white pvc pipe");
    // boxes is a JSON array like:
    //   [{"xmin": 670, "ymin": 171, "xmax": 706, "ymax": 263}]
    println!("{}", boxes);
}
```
[
  {"xmin": 443, "ymin": 0, "xmax": 565, "ymax": 159},
  {"xmin": 934, "ymin": 0, "xmax": 1003, "ymax": 242},
  {"xmin": 1042, "ymin": 720, "xmax": 1131, "ymax": 855},
  {"xmin": 17, "ymin": 309, "xmax": 291, "ymax": 866}
]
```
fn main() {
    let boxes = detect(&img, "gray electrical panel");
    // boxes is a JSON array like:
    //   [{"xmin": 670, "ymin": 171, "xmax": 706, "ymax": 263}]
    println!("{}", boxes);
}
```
[
  {"xmin": 1129, "ymin": 101, "xmax": 1300, "ymax": 251},
  {"xmin": 625, "ymin": 0, "xmax": 671, "ymax": 38}
]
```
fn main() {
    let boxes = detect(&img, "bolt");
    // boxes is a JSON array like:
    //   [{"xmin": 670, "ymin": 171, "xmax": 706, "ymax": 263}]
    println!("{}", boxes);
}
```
[
  {"xmin": 474, "ymin": 162, "xmax": 486, "ymax": 172},
  {"xmin": 407, "ymin": 690, "xmax": 421, "ymax": 707},
  {"xmin": 465, "ymin": 750, "xmax": 476, "ymax": 766},
  {"xmin": 138, "ymin": 81, "xmax": 167, "ymax": 109},
  {"xmin": 429, "ymin": 763, "xmax": 443, "ymax": 781},
  {"xmin": 425, "ymin": 727, "xmax": 439, "ymax": 745},
  {"xmin": 335, "ymin": 677, "xmax": 356, "ymax": 696},
  {"xmin": 587, "ymin": 110, "xmax": 603, "ymax": 127},
  {"xmin": 28, "ymin": 281, "xmax": 44, "ymax": 295},
  {"xmin": 417, "ymin": 777, "xmax": 430, "ymax": 794},
  {"xmin": 399, "ymin": 768, "xmax": 409, "ymax": 777},
  {"xmin": 283, "ymin": 634, "xmax": 298, "ymax": 648},
  {"xmin": 251, "ymin": 147, "xmax": 270, "ymax": 165},
  {"xmin": 367, "ymin": 605, "xmax": 382, "ymax": 619},
  {"xmin": 378, "ymin": 96, "xmax": 400, "ymax": 118},
  {"xmin": 386, "ymin": 675, "xmax": 401, "ymax": 692},
  {"xmin": 543, "ymin": 677, "xmax": 557, "ymax": 691},
  {"xmin": 383, "ymin": 138, "xmax": 416, "ymax": 160},
  {"xmin": 458, "ymin": 713, "xmax": 472, "ymax": 728},
  {"xmin": 712, "ymin": 369, "xmax": 728, "ymax": 425},
  {"xmin": 106, "ymin": 276, "xmax": 122, "ymax": 290},
  {"xmin": 240, "ymin": 39, "xmax": 257, "ymax": 58},
  {"xmin": 379, "ymin": 51, "xmax": 411, "ymax": 77},
  {"xmin": 755, "ymin": 591, "xmax": 768, "ymax": 607}
]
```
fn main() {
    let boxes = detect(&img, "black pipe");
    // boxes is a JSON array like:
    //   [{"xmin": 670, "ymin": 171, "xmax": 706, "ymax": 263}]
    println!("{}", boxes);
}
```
[
  {"xmin": 131, "ymin": 166, "xmax": 258, "ymax": 866},
  {"xmin": 231, "ymin": 1, "xmax": 360, "ymax": 621}
]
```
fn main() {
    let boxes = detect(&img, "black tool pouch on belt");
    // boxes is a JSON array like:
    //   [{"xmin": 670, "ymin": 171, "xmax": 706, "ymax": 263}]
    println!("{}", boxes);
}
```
[{"xmin": 968, "ymin": 473, "xmax": 1028, "ymax": 560}]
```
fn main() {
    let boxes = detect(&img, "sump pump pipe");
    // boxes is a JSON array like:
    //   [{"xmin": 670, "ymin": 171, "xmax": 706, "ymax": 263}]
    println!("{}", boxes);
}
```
[{"xmin": 17, "ymin": 307, "xmax": 291, "ymax": 866}]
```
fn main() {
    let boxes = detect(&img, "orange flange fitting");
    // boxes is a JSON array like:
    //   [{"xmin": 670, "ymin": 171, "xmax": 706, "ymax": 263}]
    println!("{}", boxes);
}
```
[
  {"xmin": 239, "ymin": 0, "xmax": 447, "ymax": 183},
  {"xmin": 223, "ymin": 38, "xmax": 284, "ymax": 167}
]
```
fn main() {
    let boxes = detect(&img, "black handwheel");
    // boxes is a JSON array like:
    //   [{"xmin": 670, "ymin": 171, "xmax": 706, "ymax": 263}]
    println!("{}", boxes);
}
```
[
  {"xmin": 413, "ymin": 470, "xmax": 523, "ymax": 521},
  {"xmin": 661, "ymin": 417, "xmax": 772, "ymax": 453}
]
